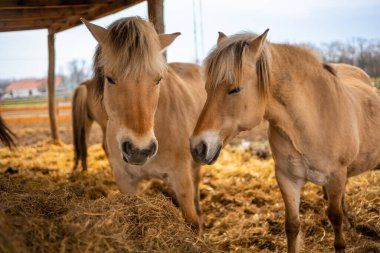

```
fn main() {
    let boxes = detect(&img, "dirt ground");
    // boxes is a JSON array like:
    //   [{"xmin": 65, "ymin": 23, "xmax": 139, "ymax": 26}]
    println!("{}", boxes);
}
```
[{"xmin": 0, "ymin": 121, "xmax": 379, "ymax": 252}]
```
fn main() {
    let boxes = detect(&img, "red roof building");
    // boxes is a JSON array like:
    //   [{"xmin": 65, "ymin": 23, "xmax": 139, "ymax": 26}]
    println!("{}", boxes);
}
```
[{"xmin": 4, "ymin": 76, "xmax": 63, "ymax": 98}]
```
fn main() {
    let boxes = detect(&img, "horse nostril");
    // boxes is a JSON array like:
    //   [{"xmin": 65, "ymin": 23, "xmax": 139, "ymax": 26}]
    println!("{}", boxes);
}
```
[
  {"xmin": 142, "ymin": 141, "xmax": 157, "ymax": 157},
  {"xmin": 149, "ymin": 142, "xmax": 157, "ymax": 156},
  {"xmin": 196, "ymin": 141, "xmax": 207, "ymax": 158},
  {"xmin": 122, "ymin": 141, "xmax": 133, "ymax": 155}
]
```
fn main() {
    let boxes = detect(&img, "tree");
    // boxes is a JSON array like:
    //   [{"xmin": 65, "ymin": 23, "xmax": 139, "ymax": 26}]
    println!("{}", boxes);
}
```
[{"xmin": 67, "ymin": 60, "xmax": 90, "ymax": 90}]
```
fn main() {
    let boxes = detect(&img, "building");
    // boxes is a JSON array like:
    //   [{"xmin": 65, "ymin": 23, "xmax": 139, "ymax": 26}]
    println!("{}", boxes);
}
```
[{"xmin": 4, "ymin": 76, "xmax": 63, "ymax": 98}]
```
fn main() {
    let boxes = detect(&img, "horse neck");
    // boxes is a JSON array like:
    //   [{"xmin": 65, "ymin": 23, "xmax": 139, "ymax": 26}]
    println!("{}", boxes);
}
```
[
  {"xmin": 265, "ymin": 43, "xmax": 341, "ymax": 122},
  {"xmin": 263, "ymin": 44, "xmax": 346, "ymax": 154}
]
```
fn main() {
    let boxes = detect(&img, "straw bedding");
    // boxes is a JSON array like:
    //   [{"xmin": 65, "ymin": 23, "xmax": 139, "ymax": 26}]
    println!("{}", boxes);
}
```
[{"xmin": 0, "ymin": 127, "xmax": 379, "ymax": 252}]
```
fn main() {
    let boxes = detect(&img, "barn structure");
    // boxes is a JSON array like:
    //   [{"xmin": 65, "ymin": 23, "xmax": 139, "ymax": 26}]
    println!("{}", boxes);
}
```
[{"xmin": 0, "ymin": 0, "xmax": 164, "ymax": 143}]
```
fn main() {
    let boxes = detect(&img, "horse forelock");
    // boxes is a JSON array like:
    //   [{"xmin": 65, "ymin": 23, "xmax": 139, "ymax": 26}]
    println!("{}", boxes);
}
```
[
  {"xmin": 205, "ymin": 33, "xmax": 271, "ymax": 101},
  {"xmin": 93, "ymin": 46, "xmax": 104, "ymax": 102},
  {"xmin": 93, "ymin": 17, "xmax": 166, "ymax": 100}
]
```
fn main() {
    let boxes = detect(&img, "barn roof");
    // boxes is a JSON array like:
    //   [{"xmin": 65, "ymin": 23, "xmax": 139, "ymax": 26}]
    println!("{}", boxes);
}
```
[
  {"xmin": 0, "ymin": 0, "xmax": 143, "ymax": 33},
  {"xmin": 6, "ymin": 76, "xmax": 63, "ymax": 92}
]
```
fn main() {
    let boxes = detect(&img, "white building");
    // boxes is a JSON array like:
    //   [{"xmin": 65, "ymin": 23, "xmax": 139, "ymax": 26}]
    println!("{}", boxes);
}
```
[{"xmin": 4, "ymin": 77, "xmax": 63, "ymax": 98}]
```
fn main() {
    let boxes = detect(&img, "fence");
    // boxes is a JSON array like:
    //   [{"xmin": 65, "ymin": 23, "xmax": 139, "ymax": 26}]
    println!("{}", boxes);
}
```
[{"xmin": 0, "ymin": 95, "xmax": 72, "ymax": 123}]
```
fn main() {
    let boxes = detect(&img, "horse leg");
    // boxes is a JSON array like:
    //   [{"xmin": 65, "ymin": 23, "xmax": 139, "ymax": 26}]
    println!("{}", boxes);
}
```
[
  {"xmin": 169, "ymin": 167, "xmax": 200, "ymax": 233},
  {"xmin": 325, "ymin": 168, "xmax": 347, "ymax": 252},
  {"xmin": 322, "ymin": 186, "xmax": 328, "ymax": 200},
  {"xmin": 275, "ymin": 167, "xmax": 305, "ymax": 253},
  {"xmin": 82, "ymin": 116, "xmax": 93, "ymax": 171},
  {"xmin": 341, "ymin": 193, "xmax": 351, "ymax": 229},
  {"xmin": 191, "ymin": 162, "xmax": 203, "ymax": 234},
  {"xmin": 101, "ymin": 126, "xmax": 109, "ymax": 158},
  {"xmin": 323, "ymin": 185, "xmax": 350, "ymax": 229}
]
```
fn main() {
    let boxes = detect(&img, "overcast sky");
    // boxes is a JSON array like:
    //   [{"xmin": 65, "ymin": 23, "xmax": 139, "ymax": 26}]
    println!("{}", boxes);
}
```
[{"xmin": 0, "ymin": 0, "xmax": 379, "ymax": 79}]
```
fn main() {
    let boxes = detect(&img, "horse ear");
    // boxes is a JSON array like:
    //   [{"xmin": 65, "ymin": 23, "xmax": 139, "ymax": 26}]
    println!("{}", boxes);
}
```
[
  {"xmin": 159, "ymin": 32, "xmax": 181, "ymax": 51},
  {"xmin": 247, "ymin": 29, "xmax": 269, "ymax": 59},
  {"xmin": 217, "ymin": 32, "xmax": 227, "ymax": 47},
  {"xmin": 81, "ymin": 18, "xmax": 108, "ymax": 45}
]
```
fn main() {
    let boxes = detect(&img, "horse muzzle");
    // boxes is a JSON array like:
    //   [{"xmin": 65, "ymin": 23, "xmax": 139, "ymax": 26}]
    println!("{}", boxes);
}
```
[
  {"xmin": 190, "ymin": 132, "xmax": 223, "ymax": 165},
  {"xmin": 121, "ymin": 139, "xmax": 158, "ymax": 166}
]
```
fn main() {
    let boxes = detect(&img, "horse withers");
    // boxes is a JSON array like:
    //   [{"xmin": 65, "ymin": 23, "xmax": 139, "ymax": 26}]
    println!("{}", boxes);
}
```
[
  {"xmin": 81, "ymin": 17, "xmax": 206, "ymax": 231},
  {"xmin": 190, "ymin": 30, "xmax": 380, "ymax": 252}
]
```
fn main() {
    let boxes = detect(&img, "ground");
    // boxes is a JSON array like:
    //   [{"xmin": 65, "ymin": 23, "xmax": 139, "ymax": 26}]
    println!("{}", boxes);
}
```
[{"xmin": 0, "ymin": 122, "xmax": 379, "ymax": 252}]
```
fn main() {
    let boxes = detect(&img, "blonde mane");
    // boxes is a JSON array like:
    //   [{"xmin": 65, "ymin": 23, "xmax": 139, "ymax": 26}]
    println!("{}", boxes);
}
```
[
  {"xmin": 94, "ymin": 17, "xmax": 166, "ymax": 99},
  {"xmin": 204, "ymin": 33, "xmax": 271, "ymax": 100}
]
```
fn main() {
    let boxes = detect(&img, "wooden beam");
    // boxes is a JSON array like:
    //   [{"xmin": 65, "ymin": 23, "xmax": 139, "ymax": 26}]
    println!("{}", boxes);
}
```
[
  {"xmin": 148, "ymin": 0, "xmax": 164, "ymax": 34},
  {"xmin": 0, "ymin": 19, "xmax": 66, "ymax": 32},
  {"xmin": 0, "ymin": 0, "xmax": 109, "ymax": 9},
  {"xmin": 0, "ymin": 7, "xmax": 90, "ymax": 20},
  {"xmin": 49, "ymin": 0, "xmax": 143, "ymax": 34},
  {"xmin": 0, "ymin": 24, "xmax": 49, "ymax": 32},
  {"xmin": 47, "ymin": 30, "xmax": 59, "ymax": 143}
]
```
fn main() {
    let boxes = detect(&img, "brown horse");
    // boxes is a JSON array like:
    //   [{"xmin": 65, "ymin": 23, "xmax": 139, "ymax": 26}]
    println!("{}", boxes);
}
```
[
  {"xmin": 81, "ymin": 17, "xmax": 206, "ymax": 230},
  {"xmin": 72, "ymin": 78, "xmax": 108, "ymax": 171},
  {"xmin": 190, "ymin": 31, "xmax": 380, "ymax": 252},
  {"xmin": 0, "ymin": 115, "xmax": 16, "ymax": 148}
]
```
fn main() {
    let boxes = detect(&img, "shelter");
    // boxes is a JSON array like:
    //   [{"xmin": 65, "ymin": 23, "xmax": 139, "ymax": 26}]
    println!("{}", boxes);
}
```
[{"xmin": 0, "ymin": 0, "xmax": 164, "ymax": 142}]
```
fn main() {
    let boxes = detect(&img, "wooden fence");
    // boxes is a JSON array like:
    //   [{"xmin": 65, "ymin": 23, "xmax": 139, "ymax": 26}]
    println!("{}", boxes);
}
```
[{"xmin": 0, "ymin": 97, "xmax": 72, "ymax": 123}]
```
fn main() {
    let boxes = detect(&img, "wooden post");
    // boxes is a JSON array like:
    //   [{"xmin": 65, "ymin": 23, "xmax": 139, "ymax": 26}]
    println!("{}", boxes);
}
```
[
  {"xmin": 47, "ymin": 29, "xmax": 59, "ymax": 143},
  {"xmin": 148, "ymin": 0, "xmax": 164, "ymax": 34},
  {"xmin": 148, "ymin": 0, "xmax": 166, "ymax": 59}
]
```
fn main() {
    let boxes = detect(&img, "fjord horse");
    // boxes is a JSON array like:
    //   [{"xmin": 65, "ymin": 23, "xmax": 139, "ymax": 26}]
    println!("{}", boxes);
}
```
[
  {"xmin": 190, "ymin": 31, "xmax": 380, "ymax": 251},
  {"xmin": 81, "ymin": 17, "xmax": 206, "ymax": 230},
  {"xmin": 72, "ymin": 78, "xmax": 108, "ymax": 171},
  {"xmin": 0, "ymin": 115, "xmax": 16, "ymax": 148}
]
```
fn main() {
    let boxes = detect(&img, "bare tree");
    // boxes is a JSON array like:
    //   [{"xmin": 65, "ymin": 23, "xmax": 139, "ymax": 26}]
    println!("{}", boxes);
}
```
[{"xmin": 67, "ymin": 60, "xmax": 90, "ymax": 89}]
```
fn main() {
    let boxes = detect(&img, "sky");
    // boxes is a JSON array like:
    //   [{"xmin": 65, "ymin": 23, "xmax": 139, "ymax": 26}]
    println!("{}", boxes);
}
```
[{"xmin": 0, "ymin": 0, "xmax": 379, "ymax": 80}]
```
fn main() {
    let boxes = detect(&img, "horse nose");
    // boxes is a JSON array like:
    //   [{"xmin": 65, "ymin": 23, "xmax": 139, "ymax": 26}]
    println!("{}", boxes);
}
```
[
  {"xmin": 121, "ymin": 140, "xmax": 158, "ymax": 165},
  {"xmin": 144, "ymin": 141, "xmax": 157, "ymax": 157},
  {"xmin": 191, "ymin": 141, "xmax": 208, "ymax": 163},
  {"xmin": 122, "ymin": 140, "xmax": 134, "ymax": 156}
]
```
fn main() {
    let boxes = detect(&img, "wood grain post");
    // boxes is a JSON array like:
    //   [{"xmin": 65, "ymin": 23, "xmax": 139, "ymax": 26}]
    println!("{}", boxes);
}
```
[
  {"xmin": 47, "ymin": 29, "xmax": 59, "ymax": 143},
  {"xmin": 148, "ymin": 0, "xmax": 166, "ymax": 59}
]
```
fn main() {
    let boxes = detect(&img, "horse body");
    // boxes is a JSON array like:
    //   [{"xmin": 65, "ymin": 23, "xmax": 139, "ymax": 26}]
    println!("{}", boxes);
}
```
[
  {"xmin": 266, "ymin": 43, "xmax": 380, "ymax": 252},
  {"xmin": 190, "ymin": 31, "xmax": 380, "ymax": 251},
  {"xmin": 72, "ymin": 78, "xmax": 107, "ymax": 171},
  {"xmin": 266, "ymin": 44, "xmax": 380, "ymax": 183},
  {"xmin": 81, "ymin": 17, "xmax": 206, "ymax": 229}
]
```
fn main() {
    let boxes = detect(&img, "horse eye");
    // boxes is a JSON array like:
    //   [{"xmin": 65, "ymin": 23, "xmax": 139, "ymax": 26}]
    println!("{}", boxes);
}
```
[
  {"xmin": 106, "ymin": 76, "xmax": 116, "ymax": 85},
  {"xmin": 228, "ymin": 87, "xmax": 241, "ymax": 96},
  {"xmin": 155, "ymin": 77, "xmax": 162, "ymax": 85}
]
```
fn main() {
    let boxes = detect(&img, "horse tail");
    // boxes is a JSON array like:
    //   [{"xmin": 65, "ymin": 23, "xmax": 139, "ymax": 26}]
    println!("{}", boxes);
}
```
[
  {"xmin": 0, "ymin": 115, "xmax": 16, "ymax": 148},
  {"xmin": 72, "ymin": 84, "xmax": 89, "ymax": 171}
]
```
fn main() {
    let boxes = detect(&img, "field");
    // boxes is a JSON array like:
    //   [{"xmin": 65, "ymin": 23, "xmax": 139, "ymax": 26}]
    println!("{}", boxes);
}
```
[{"xmin": 0, "ymin": 122, "xmax": 379, "ymax": 253}]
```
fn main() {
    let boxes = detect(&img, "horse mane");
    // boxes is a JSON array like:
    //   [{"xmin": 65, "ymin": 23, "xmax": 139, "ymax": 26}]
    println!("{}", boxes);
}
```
[
  {"xmin": 204, "ymin": 33, "xmax": 271, "ymax": 101},
  {"xmin": 93, "ymin": 16, "xmax": 166, "ymax": 100}
]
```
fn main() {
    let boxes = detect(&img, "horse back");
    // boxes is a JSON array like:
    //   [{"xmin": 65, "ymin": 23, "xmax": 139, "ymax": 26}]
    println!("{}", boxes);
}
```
[{"xmin": 331, "ymin": 63, "xmax": 373, "ymax": 87}]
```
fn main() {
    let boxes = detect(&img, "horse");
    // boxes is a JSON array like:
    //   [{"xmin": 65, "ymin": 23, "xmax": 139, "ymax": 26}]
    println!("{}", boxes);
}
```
[
  {"xmin": 190, "ymin": 30, "xmax": 380, "ymax": 252},
  {"xmin": 72, "ymin": 78, "xmax": 108, "ymax": 171},
  {"xmin": 81, "ymin": 17, "xmax": 206, "ymax": 231},
  {"xmin": 0, "ymin": 115, "xmax": 16, "ymax": 148}
]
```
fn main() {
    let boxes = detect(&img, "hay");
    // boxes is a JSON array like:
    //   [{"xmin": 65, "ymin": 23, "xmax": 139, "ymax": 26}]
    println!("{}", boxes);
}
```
[
  {"xmin": 200, "ymin": 145, "xmax": 380, "ymax": 252},
  {"xmin": 0, "ymin": 132, "xmax": 379, "ymax": 252},
  {"xmin": 0, "ymin": 144, "xmax": 211, "ymax": 253}
]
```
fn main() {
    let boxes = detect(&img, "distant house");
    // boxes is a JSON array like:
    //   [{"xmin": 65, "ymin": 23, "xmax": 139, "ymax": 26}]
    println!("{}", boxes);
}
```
[{"xmin": 4, "ymin": 77, "xmax": 63, "ymax": 98}]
